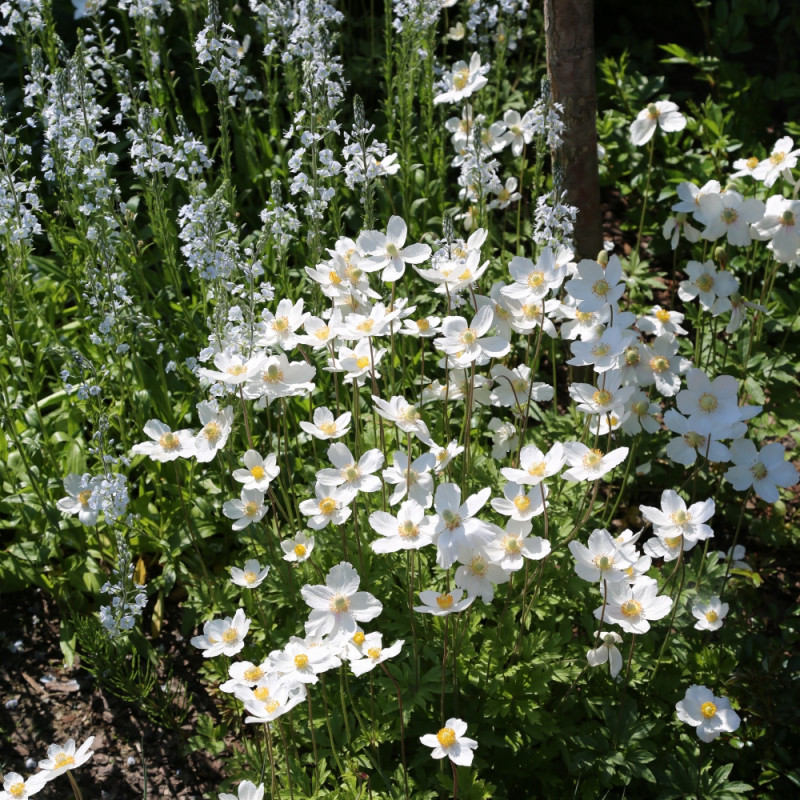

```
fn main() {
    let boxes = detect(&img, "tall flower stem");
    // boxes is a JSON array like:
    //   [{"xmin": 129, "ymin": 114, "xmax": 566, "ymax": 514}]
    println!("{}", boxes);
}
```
[{"xmin": 381, "ymin": 663, "xmax": 410, "ymax": 798}]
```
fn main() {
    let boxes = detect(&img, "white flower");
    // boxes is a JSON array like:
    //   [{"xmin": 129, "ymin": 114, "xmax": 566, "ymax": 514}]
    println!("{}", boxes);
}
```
[
  {"xmin": 629, "ymin": 101, "xmax": 686, "ymax": 146},
  {"xmin": 692, "ymin": 596, "xmax": 729, "ymax": 631},
  {"xmin": 432, "ymin": 483, "xmax": 494, "ymax": 568},
  {"xmin": 420, "ymin": 718, "xmax": 478, "ymax": 766},
  {"xmin": 232, "ymin": 450, "xmax": 280, "ymax": 491},
  {"xmin": 677, "ymin": 260, "xmax": 739, "ymax": 316},
  {"xmin": 500, "ymin": 442, "xmax": 565, "ymax": 486},
  {"xmin": 434, "ymin": 52, "xmax": 489, "ymax": 105},
  {"xmin": 197, "ymin": 351, "xmax": 265, "ymax": 386},
  {"xmin": 751, "ymin": 136, "xmax": 800, "ymax": 187},
  {"xmin": 358, "ymin": 216, "xmax": 431, "ymax": 282},
  {"xmin": 382, "ymin": 452, "xmax": 436, "ymax": 507},
  {"xmin": 349, "ymin": 632, "xmax": 404, "ymax": 676},
  {"xmin": 429, "ymin": 439, "xmax": 464, "ymax": 473},
  {"xmin": 369, "ymin": 499, "xmax": 436, "ymax": 553},
  {"xmin": 239, "ymin": 677, "xmax": 307, "ymax": 724},
  {"xmin": 751, "ymin": 195, "xmax": 800, "ymax": 265},
  {"xmin": 299, "ymin": 407, "xmax": 352, "ymax": 440},
  {"xmin": 587, "ymin": 631, "xmax": 623, "ymax": 678},
  {"xmin": 219, "ymin": 779, "xmax": 265, "ymax": 800},
  {"xmin": 131, "ymin": 419, "xmax": 196, "ymax": 462},
  {"xmin": 371, "ymin": 395, "xmax": 434, "ymax": 445},
  {"xmin": 1, "ymin": 771, "xmax": 48, "ymax": 799},
  {"xmin": 223, "ymin": 488, "xmax": 267, "ymax": 531},
  {"xmin": 194, "ymin": 402, "xmax": 234, "ymax": 463},
  {"xmin": 640, "ymin": 490, "xmax": 715, "ymax": 544},
  {"xmin": 190, "ymin": 609, "xmax": 251, "ymax": 657},
  {"xmin": 483, "ymin": 521, "xmax": 550, "ymax": 571},
  {"xmin": 490, "ymin": 482, "xmax": 548, "ymax": 522},
  {"xmin": 562, "ymin": 443, "xmax": 629, "ymax": 482},
  {"xmin": 298, "ymin": 484, "xmax": 352, "ymax": 530},
  {"xmin": 56, "ymin": 474, "xmax": 100, "ymax": 526},
  {"xmin": 300, "ymin": 562, "xmax": 382, "ymax": 638},
  {"xmin": 676, "ymin": 685, "xmax": 741, "ymax": 742},
  {"xmin": 413, "ymin": 589, "xmax": 474, "ymax": 616},
  {"xmin": 569, "ymin": 528, "xmax": 636, "ymax": 583},
  {"xmin": 598, "ymin": 576, "xmax": 673, "ymax": 634},
  {"xmin": 230, "ymin": 559, "xmax": 270, "ymax": 589},
  {"xmin": 434, "ymin": 305, "xmax": 510, "ymax": 367},
  {"xmin": 269, "ymin": 636, "xmax": 342, "ymax": 685},
  {"xmin": 242, "ymin": 353, "xmax": 316, "ymax": 402},
  {"xmin": 258, "ymin": 298, "xmax": 309, "ymax": 350},
  {"xmin": 281, "ymin": 531, "xmax": 315, "ymax": 562},
  {"xmin": 316, "ymin": 443, "xmax": 384, "ymax": 502},
  {"xmin": 36, "ymin": 736, "xmax": 95, "ymax": 782},
  {"xmin": 564, "ymin": 256, "xmax": 626, "ymax": 313},
  {"xmin": 723, "ymin": 439, "xmax": 797, "ymax": 503},
  {"xmin": 698, "ymin": 190, "xmax": 764, "ymax": 247},
  {"xmin": 676, "ymin": 369, "xmax": 759, "ymax": 435}
]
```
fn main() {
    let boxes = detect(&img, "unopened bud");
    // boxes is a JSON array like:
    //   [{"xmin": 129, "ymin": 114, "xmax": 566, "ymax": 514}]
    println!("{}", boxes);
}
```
[{"xmin": 597, "ymin": 249, "xmax": 609, "ymax": 266}]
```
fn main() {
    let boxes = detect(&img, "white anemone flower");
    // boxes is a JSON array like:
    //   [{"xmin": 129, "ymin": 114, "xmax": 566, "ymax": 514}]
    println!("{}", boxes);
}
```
[
  {"xmin": 315, "ymin": 443, "xmax": 384, "ymax": 502},
  {"xmin": 629, "ymin": 100, "xmax": 686, "ymax": 146},
  {"xmin": 676, "ymin": 685, "xmax": 741, "ymax": 742},
  {"xmin": 751, "ymin": 135, "xmax": 800, "ymax": 187},
  {"xmin": 233, "ymin": 450, "xmax": 280, "ymax": 491},
  {"xmin": 434, "ymin": 305, "xmax": 510, "ymax": 367},
  {"xmin": 413, "ymin": 589, "xmax": 474, "ymax": 616},
  {"xmin": 490, "ymin": 482, "xmax": 548, "ymax": 522},
  {"xmin": 500, "ymin": 442, "xmax": 565, "ymax": 486},
  {"xmin": 349, "ymin": 632, "xmax": 404, "ymax": 676},
  {"xmin": 299, "ymin": 407, "xmax": 352, "ymax": 440},
  {"xmin": 723, "ymin": 439, "xmax": 797, "ymax": 504},
  {"xmin": 0, "ymin": 771, "xmax": 48, "ymax": 799},
  {"xmin": 562, "ymin": 443, "xmax": 629, "ymax": 482},
  {"xmin": 300, "ymin": 561, "xmax": 382, "ymax": 638},
  {"xmin": 196, "ymin": 351, "xmax": 265, "ymax": 386},
  {"xmin": 358, "ymin": 215, "xmax": 431, "ymax": 282},
  {"xmin": 369, "ymin": 499, "xmax": 436, "ymax": 553},
  {"xmin": 564, "ymin": 255, "xmax": 626, "ymax": 313},
  {"xmin": 194, "ymin": 402, "xmax": 234, "ymax": 463},
  {"xmin": 434, "ymin": 52, "xmax": 489, "ymax": 105},
  {"xmin": 420, "ymin": 718, "xmax": 478, "ymax": 765},
  {"xmin": 57, "ymin": 474, "xmax": 101, "ymax": 526},
  {"xmin": 568, "ymin": 528, "xmax": 636, "ymax": 583},
  {"xmin": 281, "ymin": 531, "xmax": 315, "ymax": 563},
  {"xmin": 587, "ymin": 631, "xmax": 624, "ymax": 678},
  {"xmin": 269, "ymin": 636, "xmax": 342, "ymax": 685},
  {"xmin": 36, "ymin": 736, "xmax": 95, "ymax": 782},
  {"xmin": 382, "ymin": 452, "xmax": 436, "ymax": 507},
  {"xmin": 692, "ymin": 596, "xmax": 729, "ymax": 631},
  {"xmin": 190, "ymin": 609, "xmax": 251, "ymax": 657},
  {"xmin": 372, "ymin": 395, "xmax": 434, "ymax": 445},
  {"xmin": 639, "ymin": 490, "xmax": 715, "ymax": 544},
  {"xmin": 484, "ymin": 520, "xmax": 550, "ymax": 571},
  {"xmin": 298, "ymin": 484, "xmax": 352, "ymax": 530},
  {"xmin": 219, "ymin": 779, "xmax": 265, "ymax": 800},
  {"xmin": 230, "ymin": 559, "xmax": 270, "ymax": 589},
  {"xmin": 131, "ymin": 419, "xmax": 196, "ymax": 462},
  {"xmin": 432, "ymin": 483, "xmax": 494, "ymax": 568},
  {"xmin": 222, "ymin": 488, "xmax": 267, "ymax": 531},
  {"xmin": 598, "ymin": 576, "xmax": 673, "ymax": 634}
]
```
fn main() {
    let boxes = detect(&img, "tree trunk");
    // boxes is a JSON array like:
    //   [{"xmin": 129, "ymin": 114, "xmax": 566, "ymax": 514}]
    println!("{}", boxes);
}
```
[{"xmin": 544, "ymin": 0, "xmax": 602, "ymax": 260}]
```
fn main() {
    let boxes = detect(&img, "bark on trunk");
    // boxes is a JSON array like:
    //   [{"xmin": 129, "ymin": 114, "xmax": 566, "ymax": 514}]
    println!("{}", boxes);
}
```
[{"xmin": 544, "ymin": 0, "xmax": 602, "ymax": 260}]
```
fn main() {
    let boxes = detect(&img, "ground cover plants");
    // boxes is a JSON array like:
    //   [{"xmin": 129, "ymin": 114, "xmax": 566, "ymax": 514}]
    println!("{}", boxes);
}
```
[{"xmin": 1, "ymin": 0, "xmax": 799, "ymax": 798}]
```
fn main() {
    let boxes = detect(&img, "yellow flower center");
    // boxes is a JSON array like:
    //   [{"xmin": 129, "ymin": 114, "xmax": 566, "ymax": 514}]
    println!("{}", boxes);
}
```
[
  {"xmin": 250, "ymin": 465, "xmax": 266, "ymax": 480},
  {"xmin": 684, "ymin": 431, "xmax": 706, "ymax": 449},
  {"xmin": 620, "ymin": 599, "xmax": 642, "ymax": 617},
  {"xmin": 265, "ymin": 699, "xmax": 280, "ymax": 713},
  {"xmin": 398, "ymin": 520, "xmax": 420, "ymax": 539},
  {"xmin": 650, "ymin": 355, "xmax": 669, "ymax": 373},
  {"xmin": 746, "ymin": 155, "xmax": 759, "ymax": 169},
  {"xmin": 367, "ymin": 647, "xmax": 381, "ymax": 660},
  {"xmin": 721, "ymin": 208, "xmax": 738, "ymax": 224},
  {"xmin": 632, "ymin": 400, "xmax": 649, "ymax": 416},
  {"xmin": 9, "ymin": 782, "xmax": 26, "ymax": 798},
  {"xmin": 527, "ymin": 270, "xmax": 545, "ymax": 288},
  {"xmin": 624, "ymin": 346, "xmax": 640, "ymax": 365},
  {"xmin": 665, "ymin": 535, "xmax": 683, "ymax": 548},
  {"xmin": 592, "ymin": 343, "xmax": 610, "ymax": 357},
  {"xmin": 254, "ymin": 686, "xmax": 270, "ymax": 701},
  {"xmin": 513, "ymin": 495, "xmax": 531, "ymax": 512},
  {"xmin": 647, "ymin": 102, "xmax": 660, "ymax": 118},
  {"xmin": 54, "ymin": 752, "xmax": 75, "ymax": 769},
  {"xmin": 594, "ymin": 554, "xmax": 613, "ymax": 571},
  {"xmin": 318, "ymin": 420, "xmax": 338, "ymax": 435},
  {"xmin": 319, "ymin": 497, "xmax": 336, "ymax": 515},
  {"xmin": 244, "ymin": 666, "xmax": 264, "ymax": 682},
  {"xmin": 453, "ymin": 68, "xmax": 470, "ymax": 91},
  {"xmin": 705, "ymin": 610, "xmax": 718, "ymax": 623},
  {"xmin": 781, "ymin": 210, "xmax": 796, "ymax": 226},
  {"xmin": 576, "ymin": 311, "xmax": 594, "ymax": 323},
  {"xmin": 294, "ymin": 543, "xmax": 307, "ymax": 558},
  {"xmin": 159, "ymin": 432, "xmax": 180, "ymax": 451},
  {"xmin": 273, "ymin": 316, "xmax": 289, "ymax": 332},
  {"xmin": 441, "ymin": 509, "xmax": 462, "ymax": 531},
  {"xmin": 770, "ymin": 151, "xmax": 785, "ymax": 166},
  {"xmin": 503, "ymin": 535, "xmax": 522, "ymax": 554},
  {"xmin": 701, "ymin": 701, "xmax": 717, "ymax": 718},
  {"xmin": 592, "ymin": 278, "xmax": 610, "ymax": 297},
  {"xmin": 357, "ymin": 319, "xmax": 375, "ymax": 332},
  {"xmin": 203, "ymin": 421, "xmax": 222, "ymax": 442},
  {"xmin": 671, "ymin": 509, "xmax": 690, "ymax": 526},
  {"xmin": 243, "ymin": 570, "xmax": 258, "ymax": 584},
  {"xmin": 330, "ymin": 594, "xmax": 350, "ymax": 613},
  {"xmin": 386, "ymin": 242, "xmax": 400, "ymax": 258},
  {"xmin": 315, "ymin": 324, "xmax": 331, "ymax": 339},
  {"xmin": 582, "ymin": 448, "xmax": 604, "ymax": 468},
  {"xmin": 352, "ymin": 631, "xmax": 366, "ymax": 646},
  {"xmin": 264, "ymin": 364, "xmax": 283, "ymax": 383},
  {"xmin": 460, "ymin": 327, "xmax": 477, "ymax": 345},
  {"xmin": 416, "ymin": 318, "xmax": 430, "ymax": 331},
  {"xmin": 698, "ymin": 392, "xmax": 718, "ymax": 412},
  {"xmin": 343, "ymin": 465, "xmax": 360, "ymax": 482},
  {"xmin": 470, "ymin": 555, "xmax": 489, "ymax": 576},
  {"xmin": 78, "ymin": 490, "xmax": 93, "ymax": 508},
  {"xmin": 243, "ymin": 501, "xmax": 260, "ymax": 517},
  {"xmin": 695, "ymin": 273, "xmax": 714, "ymax": 292},
  {"xmin": 294, "ymin": 654, "xmax": 309, "ymax": 669},
  {"xmin": 356, "ymin": 355, "xmax": 370, "ymax": 369},
  {"xmin": 655, "ymin": 309, "xmax": 671, "ymax": 323},
  {"xmin": 436, "ymin": 593, "xmax": 454, "ymax": 609},
  {"xmin": 329, "ymin": 270, "xmax": 342, "ymax": 285},
  {"xmin": 437, "ymin": 727, "xmax": 457, "ymax": 747},
  {"xmin": 592, "ymin": 389, "xmax": 612, "ymax": 407},
  {"xmin": 222, "ymin": 627, "xmax": 239, "ymax": 643},
  {"xmin": 527, "ymin": 461, "xmax": 547, "ymax": 477}
]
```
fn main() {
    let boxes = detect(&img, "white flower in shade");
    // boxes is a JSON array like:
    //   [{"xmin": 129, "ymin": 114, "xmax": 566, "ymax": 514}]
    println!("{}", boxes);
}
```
[
  {"xmin": 640, "ymin": 490, "xmax": 715, "ymax": 544},
  {"xmin": 316, "ymin": 443, "xmax": 384, "ymax": 502},
  {"xmin": 677, "ymin": 260, "xmax": 739, "ymax": 316},
  {"xmin": 751, "ymin": 194, "xmax": 800, "ymax": 265},
  {"xmin": 240, "ymin": 677, "xmax": 307, "ymax": 724},
  {"xmin": 663, "ymin": 410, "xmax": 735, "ymax": 466},
  {"xmin": 299, "ymin": 407, "xmax": 352, "ymax": 440},
  {"xmin": 622, "ymin": 392, "xmax": 662, "ymax": 436},
  {"xmin": 269, "ymin": 636, "xmax": 342, "ymax": 685},
  {"xmin": 57, "ymin": 474, "xmax": 100, "ymax": 526},
  {"xmin": 219, "ymin": 779, "xmax": 265, "ymax": 800},
  {"xmin": 491, "ymin": 482, "xmax": 548, "ymax": 522},
  {"xmin": 698, "ymin": 190, "xmax": 764, "ymax": 247},
  {"xmin": 230, "ymin": 559, "xmax": 270, "ymax": 589},
  {"xmin": 371, "ymin": 395, "xmax": 434, "ymax": 445},
  {"xmin": 197, "ymin": 351, "xmax": 265, "ymax": 386},
  {"xmin": 233, "ymin": 450, "xmax": 280, "ymax": 491},
  {"xmin": 369, "ymin": 499, "xmax": 436, "ymax": 553},
  {"xmin": 567, "ymin": 328, "xmax": 631, "ymax": 373},
  {"xmin": 562, "ymin": 443, "xmax": 629, "ymax": 482},
  {"xmin": 569, "ymin": 528, "xmax": 637, "ymax": 583},
  {"xmin": 298, "ymin": 484, "xmax": 352, "ymax": 530},
  {"xmin": 281, "ymin": 531, "xmax": 315, "ymax": 562},
  {"xmin": 223, "ymin": 488, "xmax": 267, "ymax": 531},
  {"xmin": 413, "ymin": 589, "xmax": 474, "ymax": 616},
  {"xmin": 489, "ymin": 364, "xmax": 553, "ymax": 411},
  {"xmin": 454, "ymin": 546, "xmax": 510, "ymax": 602},
  {"xmin": 692, "ymin": 596, "xmax": 729, "ymax": 631},
  {"xmin": 671, "ymin": 180, "xmax": 721, "ymax": 225},
  {"xmin": 420, "ymin": 718, "xmax": 478, "ymax": 766},
  {"xmin": 434, "ymin": 52, "xmax": 489, "ymax": 104},
  {"xmin": 751, "ymin": 136, "xmax": 800, "ymax": 188},
  {"xmin": 36, "ymin": 736, "xmax": 95, "ymax": 782},
  {"xmin": 564, "ymin": 256, "xmax": 626, "ymax": 313},
  {"xmin": 358, "ymin": 215, "xmax": 431, "ymax": 282},
  {"xmin": 190, "ymin": 609, "xmax": 251, "ymax": 657},
  {"xmin": 131, "ymin": 419, "xmax": 196, "ymax": 462},
  {"xmin": 501, "ymin": 442, "xmax": 565, "ymax": 486},
  {"xmin": 676, "ymin": 685, "xmax": 740, "ymax": 742},
  {"xmin": 646, "ymin": 335, "xmax": 690, "ymax": 397},
  {"xmin": 487, "ymin": 418, "xmax": 519, "ymax": 460},
  {"xmin": 723, "ymin": 439, "xmax": 797, "ymax": 504},
  {"xmin": 676, "ymin": 369, "xmax": 759, "ymax": 436},
  {"xmin": 598, "ymin": 576, "xmax": 673, "ymax": 634},
  {"xmin": 300, "ymin": 561, "xmax": 382, "ymax": 638},
  {"xmin": 382, "ymin": 452, "xmax": 436, "ymax": 507},
  {"xmin": 194, "ymin": 402, "xmax": 234, "ymax": 463},
  {"xmin": 629, "ymin": 100, "xmax": 686, "ymax": 146},
  {"xmin": 349, "ymin": 632, "xmax": 404, "ymax": 676},
  {"xmin": 432, "ymin": 483, "xmax": 494, "ymax": 568},
  {"xmin": 484, "ymin": 520, "xmax": 550, "ymax": 571},
  {"xmin": 662, "ymin": 212, "xmax": 702, "ymax": 249},
  {"xmin": 429, "ymin": 439, "xmax": 464, "ymax": 474},
  {"xmin": 716, "ymin": 545, "xmax": 751, "ymax": 571},
  {"xmin": 587, "ymin": 631, "xmax": 623, "ymax": 679},
  {"xmin": 434, "ymin": 305, "xmax": 510, "ymax": 367},
  {"xmin": 1, "ymin": 771, "xmax": 48, "ymax": 799}
]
